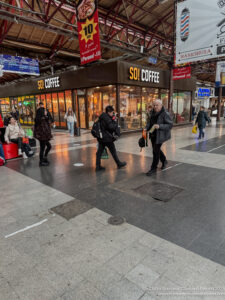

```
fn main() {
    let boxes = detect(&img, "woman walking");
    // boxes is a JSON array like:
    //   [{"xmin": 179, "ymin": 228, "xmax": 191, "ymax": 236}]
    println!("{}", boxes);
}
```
[
  {"xmin": 64, "ymin": 107, "xmax": 77, "ymax": 136},
  {"xmin": 34, "ymin": 102, "xmax": 53, "ymax": 166},
  {"xmin": 196, "ymin": 106, "xmax": 210, "ymax": 140}
]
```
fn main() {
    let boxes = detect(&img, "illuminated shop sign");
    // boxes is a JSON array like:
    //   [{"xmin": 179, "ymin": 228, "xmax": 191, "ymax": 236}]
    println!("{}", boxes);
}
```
[
  {"xmin": 129, "ymin": 67, "xmax": 160, "ymax": 83},
  {"xmin": 37, "ymin": 76, "xmax": 60, "ymax": 90},
  {"xmin": 197, "ymin": 87, "xmax": 211, "ymax": 98}
]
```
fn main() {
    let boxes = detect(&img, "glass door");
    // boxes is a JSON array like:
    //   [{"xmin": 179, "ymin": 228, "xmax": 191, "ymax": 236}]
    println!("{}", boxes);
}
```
[{"xmin": 78, "ymin": 96, "xmax": 86, "ymax": 128}]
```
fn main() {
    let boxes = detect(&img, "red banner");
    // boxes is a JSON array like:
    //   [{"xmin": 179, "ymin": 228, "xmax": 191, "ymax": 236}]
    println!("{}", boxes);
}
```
[
  {"xmin": 173, "ymin": 67, "xmax": 191, "ymax": 80},
  {"xmin": 76, "ymin": 0, "xmax": 101, "ymax": 65}
]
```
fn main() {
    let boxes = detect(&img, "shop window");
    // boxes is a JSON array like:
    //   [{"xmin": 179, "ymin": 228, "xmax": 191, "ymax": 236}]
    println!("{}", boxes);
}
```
[
  {"xmin": 173, "ymin": 91, "xmax": 191, "ymax": 123},
  {"xmin": 160, "ymin": 89, "xmax": 169, "ymax": 110},
  {"xmin": 35, "ymin": 95, "xmax": 40, "ymax": 108},
  {"xmin": 58, "ymin": 92, "xmax": 66, "ymax": 127},
  {"xmin": 17, "ymin": 95, "xmax": 35, "ymax": 125},
  {"xmin": 65, "ymin": 90, "xmax": 73, "ymax": 112},
  {"xmin": 120, "ymin": 86, "xmax": 141, "ymax": 130},
  {"xmin": 52, "ymin": 93, "xmax": 60, "ymax": 126},
  {"xmin": 142, "ymin": 88, "xmax": 159, "ymax": 127},
  {"xmin": 87, "ymin": 86, "xmax": 116, "ymax": 128},
  {"xmin": 0, "ymin": 98, "xmax": 10, "ymax": 117},
  {"xmin": 46, "ymin": 93, "xmax": 53, "ymax": 115},
  {"xmin": 40, "ymin": 94, "xmax": 46, "ymax": 107}
]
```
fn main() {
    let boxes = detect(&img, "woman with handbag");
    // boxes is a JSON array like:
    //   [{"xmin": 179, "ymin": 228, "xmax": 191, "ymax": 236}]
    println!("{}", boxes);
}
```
[
  {"xmin": 34, "ymin": 102, "xmax": 53, "ymax": 166},
  {"xmin": 64, "ymin": 107, "xmax": 77, "ymax": 136},
  {"xmin": 4, "ymin": 117, "xmax": 33, "ymax": 158}
]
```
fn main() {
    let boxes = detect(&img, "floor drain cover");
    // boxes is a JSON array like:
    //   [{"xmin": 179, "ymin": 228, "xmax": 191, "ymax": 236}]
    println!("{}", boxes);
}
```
[
  {"xmin": 133, "ymin": 181, "xmax": 183, "ymax": 202},
  {"xmin": 50, "ymin": 199, "xmax": 92, "ymax": 220},
  {"xmin": 108, "ymin": 216, "xmax": 125, "ymax": 225}
]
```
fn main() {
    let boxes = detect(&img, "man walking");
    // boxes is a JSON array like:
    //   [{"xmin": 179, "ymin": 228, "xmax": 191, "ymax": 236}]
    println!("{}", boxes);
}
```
[
  {"xmin": 96, "ymin": 105, "xmax": 126, "ymax": 171},
  {"xmin": 145, "ymin": 99, "xmax": 173, "ymax": 176}
]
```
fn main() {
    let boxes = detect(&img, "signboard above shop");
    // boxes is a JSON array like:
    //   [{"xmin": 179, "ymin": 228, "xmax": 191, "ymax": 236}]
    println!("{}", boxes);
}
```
[
  {"xmin": 0, "ymin": 54, "xmax": 39, "ymax": 75},
  {"xmin": 176, "ymin": 0, "xmax": 225, "ymax": 64}
]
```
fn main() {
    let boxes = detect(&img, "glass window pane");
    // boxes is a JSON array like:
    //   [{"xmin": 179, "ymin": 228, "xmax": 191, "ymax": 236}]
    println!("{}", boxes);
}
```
[
  {"xmin": 177, "ymin": 92, "xmax": 191, "ymax": 123},
  {"xmin": 46, "ymin": 93, "xmax": 53, "ymax": 114},
  {"xmin": 78, "ymin": 96, "xmax": 86, "ymax": 128},
  {"xmin": 52, "ymin": 93, "xmax": 59, "ymax": 126},
  {"xmin": 58, "ymin": 92, "xmax": 66, "ymax": 127},
  {"xmin": 40, "ymin": 94, "xmax": 46, "ymax": 107},
  {"xmin": 142, "ymin": 88, "xmax": 159, "ymax": 127},
  {"xmin": 0, "ymin": 97, "xmax": 10, "ymax": 117},
  {"xmin": 160, "ymin": 89, "xmax": 169, "ymax": 109},
  {"xmin": 65, "ymin": 90, "xmax": 72, "ymax": 111},
  {"xmin": 120, "ymin": 86, "xmax": 141, "ymax": 130}
]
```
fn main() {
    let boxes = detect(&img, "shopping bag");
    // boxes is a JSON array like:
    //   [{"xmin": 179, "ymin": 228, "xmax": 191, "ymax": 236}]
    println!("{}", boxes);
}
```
[
  {"xmin": 101, "ymin": 148, "xmax": 109, "ymax": 159},
  {"xmin": 192, "ymin": 125, "xmax": 197, "ymax": 134}
]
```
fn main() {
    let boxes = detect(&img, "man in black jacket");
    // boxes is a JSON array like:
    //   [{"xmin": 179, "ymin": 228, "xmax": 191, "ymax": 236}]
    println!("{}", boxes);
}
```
[
  {"xmin": 145, "ymin": 99, "xmax": 173, "ymax": 176},
  {"xmin": 96, "ymin": 106, "xmax": 126, "ymax": 171}
]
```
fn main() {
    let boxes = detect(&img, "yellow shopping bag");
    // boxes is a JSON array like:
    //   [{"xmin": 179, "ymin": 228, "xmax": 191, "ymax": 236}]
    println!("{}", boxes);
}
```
[{"xmin": 192, "ymin": 125, "xmax": 197, "ymax": 134}]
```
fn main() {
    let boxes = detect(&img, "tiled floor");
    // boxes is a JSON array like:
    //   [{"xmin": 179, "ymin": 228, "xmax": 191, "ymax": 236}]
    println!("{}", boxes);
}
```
[{"xmin": 1, "ymin": 120, "xmax": 225, "ymax": 299}]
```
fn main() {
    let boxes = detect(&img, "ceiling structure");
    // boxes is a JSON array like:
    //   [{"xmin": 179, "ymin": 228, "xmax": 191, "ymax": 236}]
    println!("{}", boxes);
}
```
[{"xmin": 0, "ymin": 0, "xmax": 216, "ymax": 85}]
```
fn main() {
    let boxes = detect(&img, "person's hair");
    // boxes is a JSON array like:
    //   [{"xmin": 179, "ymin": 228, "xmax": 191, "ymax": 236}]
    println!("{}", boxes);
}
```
[
  {"xmin": 201, "ymin": 106, "xmax": 205, "ymax": 109},
  {"xmin": 153, "ymin": 99, "xmax": 163, "ymax": 105},
  {"xmin": 39, "ymin": 102, "xmax": 44, "ymax": 106},
  {"xmin": 105, "ymin": 105, "xmax": 114, "ymax": 113},
  {"xmin": 67, "ymin": 107, "xmax": 73, "ymax": 115},
  {"xmin": 9, "ymin": 116, "xmax": 15, "ymax": 123}
]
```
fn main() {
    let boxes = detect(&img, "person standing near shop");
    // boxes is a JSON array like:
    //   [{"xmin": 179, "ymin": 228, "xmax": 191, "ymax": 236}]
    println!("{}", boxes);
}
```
[
  {"xmin": 34, "ymin": 102, "xmax": 53, "ymax": 166},
  {"xmin": 146, "ymin": 105, "xmax": 153, "ymax": 125},
  {"xmin": 145, "ymin": 99, "xmax": 173, "ymax": 176},
  {"xmin": 64, "ymin": 107, "xmax": 77, "ymax": 136},
  {"xmin": 95, "ymin": 105, "xmax": 126, "ymax": 171},
  {"xmin": 196, "ymin": 106, "xmax": 211, "ymax": 140}
]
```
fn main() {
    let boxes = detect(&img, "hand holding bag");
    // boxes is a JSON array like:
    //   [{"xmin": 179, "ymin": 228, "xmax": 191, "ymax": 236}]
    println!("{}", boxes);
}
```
[{"xmin": 192, "ymin": 125, "xmax": 197, "ymax": 134}]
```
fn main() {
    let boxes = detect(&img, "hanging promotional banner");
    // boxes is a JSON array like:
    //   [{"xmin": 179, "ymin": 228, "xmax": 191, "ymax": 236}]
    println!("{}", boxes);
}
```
[
  {"xmin": 176, "ymin": 0, "xmax": 225, "ymax": 65},
  {"xmin": 173, "ymin": 66, "xmax": 191, "ymax": 80},
  {"xmin": 0, "ymin": 54, "xmax": 39, "ymax": 75},
  {"xmin": 76, "ymin": 0, "xmax": 101, "ymax": 65}
]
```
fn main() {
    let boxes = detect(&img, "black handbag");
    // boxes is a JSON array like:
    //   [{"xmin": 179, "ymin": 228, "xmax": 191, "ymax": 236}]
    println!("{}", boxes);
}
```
[{"xmin": 29, "ymin": 138, "xmax": 36, "ymax": 147}]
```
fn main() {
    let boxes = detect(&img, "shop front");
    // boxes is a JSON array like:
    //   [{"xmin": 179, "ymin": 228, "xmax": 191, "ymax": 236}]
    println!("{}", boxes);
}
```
[{"xmin": 0, "ymin": 61, "xmax": 196, "ymax": 130}]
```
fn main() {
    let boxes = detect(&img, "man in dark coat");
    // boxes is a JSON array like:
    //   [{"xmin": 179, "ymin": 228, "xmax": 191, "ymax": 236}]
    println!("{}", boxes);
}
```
[
  {"xmin": 145, "ymin": 99, "xmax": 173, "ymax": 176},
  {"xmin": 96, "ymin": 105, "xmax": 126, "ymax": 171},
  {"xmin": 195, "ymin": 106, "xmax": 210, "ymax": 139},
  {"xmin": 34, "ymin": 102, "xmax": 53, "ymax": 166}
]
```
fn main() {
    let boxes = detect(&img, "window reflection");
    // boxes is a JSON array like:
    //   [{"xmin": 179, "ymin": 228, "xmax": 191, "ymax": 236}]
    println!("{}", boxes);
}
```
[{"xmin": 142, "ymin": 88, "xmax": 159, "ymax": 127}]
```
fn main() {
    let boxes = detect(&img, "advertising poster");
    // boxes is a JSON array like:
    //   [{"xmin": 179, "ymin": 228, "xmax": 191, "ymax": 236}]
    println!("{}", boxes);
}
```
[
  {"xmin": 176, "ymin": 0, "xmax": 225, "ymax": 64},
  {"xmin": 76, "ymin": 0, "xmax": 101, "ymax": 65},
  {"xmin": 173, "ymin": 66, "xmax": 191, "ymax": 80},
  {"xmin": 0, "ymin": 54, "xmax": 39, "ymax": 75}
]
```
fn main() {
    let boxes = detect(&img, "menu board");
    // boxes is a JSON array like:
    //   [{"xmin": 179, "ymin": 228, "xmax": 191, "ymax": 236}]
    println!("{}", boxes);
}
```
[
  {"xmin": 76, "ymin": 0, "xmax": 101, "ymax": 65},
  {"xmin": 0, "ymin": 54, "xmax": 40, "ymax": 75}
]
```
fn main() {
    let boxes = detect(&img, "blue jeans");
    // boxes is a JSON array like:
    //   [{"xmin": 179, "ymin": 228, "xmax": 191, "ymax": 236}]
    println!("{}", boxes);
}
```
[
  {"xmin": 199, "ymin": 127, "xmax": 204, "ymax": 139},
  {"xmin": 67, "ymin": 122, "xmax": 74, "ymax": 136},
  {"xmin": 0, "ymin": 143, "xmax": 5, "ymax": 160}
]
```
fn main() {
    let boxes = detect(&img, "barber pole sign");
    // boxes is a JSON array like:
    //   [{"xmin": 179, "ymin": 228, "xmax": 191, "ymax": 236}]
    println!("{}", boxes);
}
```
[{"xmin": 76, "ymin": 0, "xmax": 101, "ymax": 65}]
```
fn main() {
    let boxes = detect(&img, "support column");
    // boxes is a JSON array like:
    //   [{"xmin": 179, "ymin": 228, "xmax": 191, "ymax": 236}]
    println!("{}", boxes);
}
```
[
  {"xmin": 217, "ymin": 73, "xmax": 223, "ymax": 121},
  {"xmin": 168, "ymin": 66, "xmax": 174, "ymax": 112}
]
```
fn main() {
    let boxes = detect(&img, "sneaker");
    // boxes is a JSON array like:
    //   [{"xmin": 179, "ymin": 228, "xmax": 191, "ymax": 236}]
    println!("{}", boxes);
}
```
[
  {"xmin": 23, "ymin": 152, "xmax": 28, "ymax": 159},
  {"xmin": 96, "ymin": 166, "xmax": 105, "ymax": 172},
  {"xmin": 39, "ymin": 161, "xmax": 49, "ymax": 167},
  {"xmin": 43, "ymin": 157, "xmax": 49, "ymax": 163},
  {"xmin": 117, "ymin": 162, "xmax": 127, "ymax": 169},
  {"xmin": 18, "ymin": 149, "xmax": 22, "ymax": 155},
  {"xmin": 161, "ymin": 160, "xmax": 168, "ymax": 170},
  {"xmin": 146, "ymin": 169, "xmax": 157, "ymax": 176}
]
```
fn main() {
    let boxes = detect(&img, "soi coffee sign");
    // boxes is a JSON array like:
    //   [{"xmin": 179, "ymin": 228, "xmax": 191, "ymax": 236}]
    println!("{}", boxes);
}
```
[
  {"xmin": 76, "ymin": 0, "xmax": 101, "ymax": 65},
  {"xmin": 129, "ymin": 66, "xmax": 160, "ymax": 83},
  {"xmin": 38, "ymin": 76, "xmax": 60, "ymax": 90},
  {"xmin": 173, "ymin": 67, "xmax": 191, "ymax": 80}
]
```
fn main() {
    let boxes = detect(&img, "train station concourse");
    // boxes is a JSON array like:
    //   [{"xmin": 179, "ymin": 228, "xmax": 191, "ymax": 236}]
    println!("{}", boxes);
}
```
[{"xmin": 1, "ymin": 0, "xmax": 225, "ymax": 299}]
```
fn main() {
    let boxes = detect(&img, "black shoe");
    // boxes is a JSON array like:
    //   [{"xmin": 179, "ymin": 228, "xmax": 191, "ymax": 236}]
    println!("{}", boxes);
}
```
[
  {"xmin": 117, "ymin": 162, "xmax": 127, "ymax": 169},
  {"xmin": 161, "ymin": 160, "xmax": 168, "ymax": 170},
  {"xmin": 39, "ymin": 161, "xmax": 49, "ymax": 167},
  {"xmin": 96, "ymin": 166, "xmax": 105, "ymax": 172},
  {"xmin": 146, "ymin": 169, "xmax": 157, "ymax": 176}
]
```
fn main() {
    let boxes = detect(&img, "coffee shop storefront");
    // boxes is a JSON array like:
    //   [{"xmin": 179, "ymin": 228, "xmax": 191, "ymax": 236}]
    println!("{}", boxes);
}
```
[{"xmin": 0, "ymin": 61, "xmax": 196, "ymax": 130}]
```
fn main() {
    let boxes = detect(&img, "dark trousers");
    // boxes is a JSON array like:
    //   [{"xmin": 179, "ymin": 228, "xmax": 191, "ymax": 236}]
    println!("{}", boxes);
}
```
[
  {"xmin": 151, "ymin": 137, "xmax": 166, "ymax": 170},
  {"xmin": 39, "ymin": 140, "xmax": 51, "ymax": 161},
  {"xmin": 199, "ymin": 127, "xmax": 204, "ymax": 138},
  {"xmin": 10, "ymin": 137, "xmax": 23, "ymax": 150},
  {"xmin": 96, "ymin": 141, "xmax": 120, "ymax": 166}
]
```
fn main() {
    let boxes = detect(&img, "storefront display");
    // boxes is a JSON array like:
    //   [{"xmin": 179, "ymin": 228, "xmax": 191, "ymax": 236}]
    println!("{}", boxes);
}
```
[{"xmin": 0, "ymin": 61, "xmax": 195, "ymax": 130}]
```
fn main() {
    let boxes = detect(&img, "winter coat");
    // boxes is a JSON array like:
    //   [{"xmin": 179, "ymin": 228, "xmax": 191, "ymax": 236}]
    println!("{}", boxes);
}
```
[
  {"xmin": 4, "ymin": 123, "xmax": 25, "ymax": 143},
  {"xmin": 34, "ymin": 108, "xmax": 53, "ymax": 141},
  {"xmin": 196, "ymin": 111, "xmax": 210, "ymax": 129},
  {"xmin": 98, "ymin": 112, "xmax": 119, "ymax": 143},
  {"xmin": 64, "ymin": 112, "xmax": 77, "ymax": 123},
  {"xmin": 146, "ymin": 106, "xmax": 173, "ymax": 144}
]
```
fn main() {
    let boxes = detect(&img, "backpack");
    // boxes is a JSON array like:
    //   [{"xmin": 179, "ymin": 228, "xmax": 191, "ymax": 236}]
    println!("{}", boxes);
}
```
[{"xmin": 91, "ymin": 119, "xmax": 103, "ymax": 139}]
